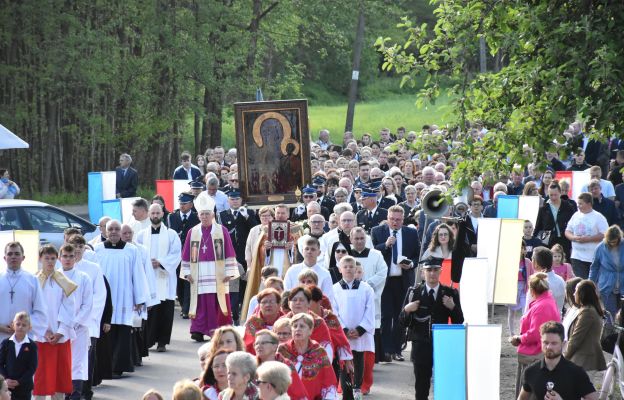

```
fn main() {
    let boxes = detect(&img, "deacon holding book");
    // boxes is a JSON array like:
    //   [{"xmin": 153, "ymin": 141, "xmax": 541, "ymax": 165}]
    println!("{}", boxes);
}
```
[{"xmin": 181, "ymin": 191, "xmax": 240, "ymax": 342}]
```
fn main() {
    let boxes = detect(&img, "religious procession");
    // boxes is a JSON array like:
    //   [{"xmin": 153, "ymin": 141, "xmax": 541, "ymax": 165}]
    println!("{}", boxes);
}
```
[{"xmin": 3, "ymin": 119, "xmax": 623, "ymax": 400}]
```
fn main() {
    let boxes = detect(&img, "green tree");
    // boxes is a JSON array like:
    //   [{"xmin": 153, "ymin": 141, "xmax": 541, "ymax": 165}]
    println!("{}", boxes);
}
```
[{"xmin": 377, "ymin": 0, "xmax": 624, "ymax": 187}]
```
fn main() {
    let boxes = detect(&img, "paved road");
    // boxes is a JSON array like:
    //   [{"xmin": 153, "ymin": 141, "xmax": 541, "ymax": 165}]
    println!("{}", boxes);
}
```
[{"xmin": 92, "ymin": 308, "xmax": 416, "ymax": 400}]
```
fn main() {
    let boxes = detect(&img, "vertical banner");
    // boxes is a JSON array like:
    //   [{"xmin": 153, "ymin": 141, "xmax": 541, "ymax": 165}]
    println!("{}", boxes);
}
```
[
  {"xmin": 497, "ymin": 195, "xmax": 519, "ymax": 219},
  {"xmin": 433, "ymin": 324, "xmax": 466, "ymax": 400},
  {"xmin": 0, "ymin": 230, "xmax": 40, "ymax": 274},
  {"xmin": 467, "ymin": 325, "xmax": 501, "ymax": 400},
  {"xmin": 517, "ymin": 196, "xmax": 541, "ymax": 228},
  {"xmin": 101, "ymin": 171, "xmax": 117, "ymax": 200},
  {"xmin": 156, "ymin": 180, "xmax": 174, "ymax": 212},
  {"xmin": 572, "ymin": 170, "xmax": 591, "ymax": 200},
  {"xmin": 477, "ymin": 218, "xmax": 501, "ymax": 303},
  {"xmin": 101, "ymin": 199, "xmax": 123, "ymax": 222},
  {"xmin": 459, "ymin": 258, "xmax": 489, "ymax": 324},
  {"xmin": 494, "ymin": 219, "xmax": 524, "ymax": 304},
  {"xmin": 88, "ymin": 172, "xmax": 104, "ymax": 223}
]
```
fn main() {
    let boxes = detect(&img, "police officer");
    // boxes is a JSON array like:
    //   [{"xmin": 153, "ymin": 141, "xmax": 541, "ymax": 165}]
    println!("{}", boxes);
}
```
[
  {"xmin": 401, "ymin": 258, "xmax": 463, "ymax": 399},
  {"xmin": 167, "ymin": 192, "xmax": 200, "ymax": 318}
]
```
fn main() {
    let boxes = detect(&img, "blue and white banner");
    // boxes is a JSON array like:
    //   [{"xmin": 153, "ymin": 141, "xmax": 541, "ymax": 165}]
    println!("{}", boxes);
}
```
[{"xmin": 88, "ymin": 171, "xmax": 116, "ymax": 222}]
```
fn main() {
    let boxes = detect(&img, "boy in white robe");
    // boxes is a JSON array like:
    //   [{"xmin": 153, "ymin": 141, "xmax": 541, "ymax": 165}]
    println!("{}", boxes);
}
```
[
  {"xmin": 333, "ymin": 256, "xmax": 375, "ymax": 400},
  {"xmin": 0, "ymin": 241, "xmax": 47, "ymax": 342},
  {"xmin": 60, "ymin": 244, "xmax": 93, "ymax": 400},
  {"xmin": 33, "ymin": 245, "xmax": 76, "ymax": 399},
  {"xmin": 66, "ymin": 234, "xmax": 107, "ymax": 400},
  {"xmin": 136, "ymin": 204, "xmax": 181, "ymax": 352}
]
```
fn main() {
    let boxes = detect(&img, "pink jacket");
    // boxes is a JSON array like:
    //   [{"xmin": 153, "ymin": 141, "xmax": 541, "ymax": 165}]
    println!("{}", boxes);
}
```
[{"xmin": 518, "ymin": 291, "xmax": 561, "ymax": 356}]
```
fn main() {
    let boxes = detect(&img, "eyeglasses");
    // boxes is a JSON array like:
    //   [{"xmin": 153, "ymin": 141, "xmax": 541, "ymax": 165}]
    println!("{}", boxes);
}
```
[
  {"xmin": 303, "ymin": 195, "xmax": 315, "ymax": 199},
  {"xmin": 256, "ymin": 380, "xmax": 275, "ymax": 388},
  {"xmin": 335, "ymin": 249, "xmax": 348, "ymax": 254}
]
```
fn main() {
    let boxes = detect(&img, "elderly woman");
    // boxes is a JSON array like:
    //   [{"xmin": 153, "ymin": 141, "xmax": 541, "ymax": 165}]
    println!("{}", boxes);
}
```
[
  {"xmin": 217, "ymin": 352, "xmax": 259, "ymax": 400},
  {"xmin": 333, "ymin": 188, "xmax": 349, "ymax": 205},
  {"xmin": 256, "ymin": 362, "xmax": 292, "ymax": 400},
  {"xmin": 273, "ymin": 318, "xmax": 292, "ymax": 344},
  {"xmin": 279, "ymin": 286, "xmax": 334, "ymax": 361},
  {"xmin": 244, "ymin": 288, "xmax": 283, "ymax": 354},
  {"xmin": 278, "ymin": 313, "xmax": 338, "ymax": 400},
  {"xmin": 254, "ymin": 330, "xmax": 307, "ymax": 400},
  {"xmin": 201, "ymin": 349, "xmax": 232, "ymax": 400},
  {"xmin": 589, "ymin": 225, "xmax": 624, "ymax": 316},
  {"xmin": 564, "ymin": 280, "xmax": 606, "ymax": 377}
]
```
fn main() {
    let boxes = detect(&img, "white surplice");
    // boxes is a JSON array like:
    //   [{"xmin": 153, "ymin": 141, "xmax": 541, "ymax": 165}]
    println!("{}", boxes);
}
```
[
  {"xmin": 94, "ymin": 241, "xmax": 149, "ymax": 326},
  {"xmin": 133, "ymin": 242, "xmax": 159, "ymax": 311},
  {"xmin": 284, "ymin": 261, "xmax": 336, "ymax": 308},
  {"xmin": 352, "ymin": 248, "xmax": 388, "ymax": 328},
  {"xmin": 135, "ymin": 224, "xmax": 181, "ymax": 301},
  {"xmin": 35, "ymin": 273, "xmax": 76, "ymax": 343},
  {"xmin": 75, "ymin": 258, "xmax": 107, "ymax": 338},
  {"xmin": 0, "ymin": 268, "xmax": 48, "ymax": 341},
  {"xmin": 332, "ymin": 280, "xmax": 376, "ymax": 352},
  {"xmin": 64, "ymin": 267, "xmax": 93, "ymax": 380}
]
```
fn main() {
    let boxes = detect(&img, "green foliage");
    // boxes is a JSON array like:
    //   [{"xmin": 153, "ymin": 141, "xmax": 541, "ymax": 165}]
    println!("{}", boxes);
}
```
[{"xmin": 376, "ymin": 0, "xmax": 624, "ymax": 188}]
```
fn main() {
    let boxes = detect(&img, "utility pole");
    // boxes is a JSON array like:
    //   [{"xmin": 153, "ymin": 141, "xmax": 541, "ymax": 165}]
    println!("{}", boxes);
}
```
[{"xmin": 345, "ymin": 7, "xmax": 365, "ymax": 133}]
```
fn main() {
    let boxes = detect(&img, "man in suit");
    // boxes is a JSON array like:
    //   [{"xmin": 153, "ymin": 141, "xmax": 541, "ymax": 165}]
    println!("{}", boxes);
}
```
[
  {"xmin": 371, "ymin": 205, "xmax": 420, "ymax": 362},
  {"xmin": 219, "ymin": 189, "xmax": 259, "ymax": 322},
  {"xmin": 115, "ymin": 153, "xmax": 138, "ymax": 198},
  {"xmin": 401, "ymin": 258, "xmax": 463, "ymax": 399},
  {"xmin": 313, "ymin": 176, "xmax": 336, "ymax": 216},
  {"xmin": 167, "ymin": 192, "xmax": 200, "ymax": 319},
  {"xmin": 356, "ymin": 186, "xmax": 388, "ymax": 234},
  {"xmin": 172, "ymin": 151, "xmax": 202, "ymax": 181}
]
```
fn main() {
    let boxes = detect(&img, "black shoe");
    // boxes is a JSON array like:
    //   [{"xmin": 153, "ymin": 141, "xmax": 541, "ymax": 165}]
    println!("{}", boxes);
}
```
[
  {"xmin": 181, "ymin": 313, "xmax": 189, "ymax": 319},
  {"xmin": 191, "ymin": 332, "xmax": 205, "ymax": 342},
  {"xmin": 383, "ymin": 353, "xmax": 393, "ymax": 363},
  {"xmin": 393, "ymin": 353, "xmax": 405, "ymax": 361},
  {"xmin": 156, "ymin": 345, "xmax": 166, "ymax": 352},
  {"xmin": 111, "ymin": 372, "xmax": 123, "ymax": 379}
]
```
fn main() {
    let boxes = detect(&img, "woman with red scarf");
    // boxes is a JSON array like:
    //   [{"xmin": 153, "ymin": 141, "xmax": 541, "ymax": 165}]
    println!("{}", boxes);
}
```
[
  {"xmin": 278, "ymin": 313, "xmax": 338, "ymax": 400},
  {"xmin": 243, "ymin": 288, "xmax": 283, "ymax": 354}
]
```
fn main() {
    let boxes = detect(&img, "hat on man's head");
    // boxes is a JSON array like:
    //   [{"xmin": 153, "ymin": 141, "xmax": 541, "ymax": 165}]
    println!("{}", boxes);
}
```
[
  {"xmin": 189, "ymin": 179, "xmax": 205, "ymax": 190},
  {"xmin": 419, "ymin": 257, "xmax": 444, "ymax": 269},
  {"xmin": 194, "ymin": 191, "xmax": 216, "ymax": 213},
  {"xmin": 178, "ymin": 192, "xmax": 195, "ymax": 204},
  {"xmin": 227, "ymin": 189, "xmax": 241, "ymax": 199},
  {"xmin": 368, "ymin": 179, "xmax": 383, "ymax": 191},
  {"xmin": 302, "ymin": 185, "xmax": 316, "ymax": 195},
  {"xmin": 361, "ymin": 186, "xmax": 377, "ymax": 198},
  {"xmin": 312, "ymin": 176, "xmax": 327, "ymax": 186}
]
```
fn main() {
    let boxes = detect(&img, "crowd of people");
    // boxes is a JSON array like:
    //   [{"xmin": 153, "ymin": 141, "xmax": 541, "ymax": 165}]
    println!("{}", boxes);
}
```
[{"xmin": 2, "ymin": 121, "xmax": 624, "ymax": 400}]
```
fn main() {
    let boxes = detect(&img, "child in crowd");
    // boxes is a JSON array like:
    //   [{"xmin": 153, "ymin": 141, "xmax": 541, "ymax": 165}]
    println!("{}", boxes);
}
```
[
  {"xmin": 551, "ymin": 243, "xmax": 575, "ymax": 281},
  {"xmin": 508, "ymin": 242, "xmax": 533, "ymax": 336},
  {"xmin": 522, "ymin": 220, "xmax": 542, "ymax": 260},
  {"xmin": 245, "ymin": 266, "xmax": 279, "ymax": 321},
  {"xmin": 33, "ymin": 245, "xmax": 75, "ymax": 400},
  {"xmin": 0, "ymin": 312, "xmax": 38, "ymax": 400},
  {"xmin": 142, "ymin": 389, "xmax": 164, "ymax": 400},
  {"xmin": 333, "ymin": 256, "xmax": 375, "ymax": 400}
]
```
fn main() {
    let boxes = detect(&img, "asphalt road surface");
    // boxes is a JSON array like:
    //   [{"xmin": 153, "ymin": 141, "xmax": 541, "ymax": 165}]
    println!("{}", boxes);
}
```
[{"xmin": 91, "ymin": 308, "xmax": 416, "ymax": 400}]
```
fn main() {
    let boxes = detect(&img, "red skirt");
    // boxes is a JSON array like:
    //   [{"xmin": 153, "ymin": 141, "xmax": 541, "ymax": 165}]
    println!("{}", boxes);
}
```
[{"xmin": 33, "ymin": 341, "xmax": 73, "ymax": 395}]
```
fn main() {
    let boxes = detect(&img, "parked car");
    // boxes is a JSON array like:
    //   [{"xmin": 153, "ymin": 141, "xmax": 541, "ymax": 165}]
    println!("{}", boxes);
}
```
[{"xmin": 0, "ymin": 199, "xmax": 99, "ymax": 248}]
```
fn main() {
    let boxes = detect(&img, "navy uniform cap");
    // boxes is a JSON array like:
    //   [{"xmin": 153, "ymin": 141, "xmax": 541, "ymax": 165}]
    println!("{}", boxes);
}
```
[
  {"xmin": 227, "ymin": 189, "xmax": 241, "ymax": 199},
  {"xmin": 361, "ymin": 186, "xmax": 377, "ymax": 198},
  {"xmin": 419, "ymin": 257, "xmax": 444, "ymax": 269},
  {"xmin": 178, "ymin": 192, "xmax": 195, "ymax": 204},
  {"xmin": 302, "ymin": 185, "xmax": 316, "ymax": 194},
  {"xmin": 312, "ymin": 176, "xmax": 327, "ymax": 186},
  {"xmin": 189, "ymin": 180, "xmax": 205, "ymax": 189}
]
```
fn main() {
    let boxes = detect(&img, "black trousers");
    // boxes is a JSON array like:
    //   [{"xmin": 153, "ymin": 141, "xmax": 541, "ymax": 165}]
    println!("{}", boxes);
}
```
[
  {"xmin": 176, "ymin": 265, "xmax": 190, "ymax": 314},
  {"xmin": 374, "ymin": 329, "xmax": 384, "ymax": 362},
  {"xmin": 381, "ymin": 276, "xmax": 407, "ymax": 354},
  {"xmin": 65, "ymin": 380, "xmax": 83, "ymax": 400},
  {"xmin": 340, "ymin": 350, "xmax": 365, "ymax": 400},
  {"xmin": 109, "ymin": 324, "xmax": 135, "ymax": 374},
  {"xmin": 82, "ymin": 337, "xmax": 98, "ymax": 400},
  {"xmin": 411, "ymin": 341, "xmax": 433, "ymax": 400},
  {"xmin": 147, "ymin": 299, "xmax": 175, "ymax": 347}
]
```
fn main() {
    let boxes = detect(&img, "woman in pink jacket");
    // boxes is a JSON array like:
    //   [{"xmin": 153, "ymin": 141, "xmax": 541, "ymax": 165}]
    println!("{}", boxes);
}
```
[{"xmin": 509, "ymin": 272, "xmax": 561, "ymax": 398}]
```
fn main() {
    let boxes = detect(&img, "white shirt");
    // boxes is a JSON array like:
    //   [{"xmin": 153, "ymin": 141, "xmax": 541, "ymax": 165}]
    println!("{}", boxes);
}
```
[
  {"xmin": 566, "ymin": 209, "xmax": 609, "ymax": 262},
  {"xmin": 284, "ymin": 261, "xmax": 335, "ymax": 307},
  {"xmin": 10, "ymin": 334, "xmax": 30, "ymax": 356},
  {"xmin": 389, "ymin": 228, "xmax": 403, "ymax": 276},
  {"xmin": 425, "ymin": 283, "xmax": 440, "ymax": 300},
  {"xmin": 581, "ymin": 179, "xmax": 616, "ymax": 198}
]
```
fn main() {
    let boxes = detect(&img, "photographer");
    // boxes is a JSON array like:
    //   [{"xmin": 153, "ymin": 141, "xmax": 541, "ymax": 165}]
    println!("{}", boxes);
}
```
[{"xmin": 400, "ymin": 258, "xmax": 463, "ymax": 400}]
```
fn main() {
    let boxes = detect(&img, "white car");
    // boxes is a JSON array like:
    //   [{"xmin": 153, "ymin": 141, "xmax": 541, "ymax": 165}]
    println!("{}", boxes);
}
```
[{"xmin": 0, "ymin": 199, "xmax": 99, "ymax": 248}]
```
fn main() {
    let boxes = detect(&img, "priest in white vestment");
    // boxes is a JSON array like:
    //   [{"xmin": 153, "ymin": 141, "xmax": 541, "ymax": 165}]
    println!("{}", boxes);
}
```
[
  {"xmin": 181, "ymin": 192, "xmax": 239, "ymax": 342},
  {"xmin": 136, "ymin": 204, "xmax": 181, "ymax": 352},
  {"xmin": 0, "ymin": 242, "xmax": 47, "ymax": 342},
  {"xmin": 94, "ymin": 220, "xmax": 148, "ymax": 377}
]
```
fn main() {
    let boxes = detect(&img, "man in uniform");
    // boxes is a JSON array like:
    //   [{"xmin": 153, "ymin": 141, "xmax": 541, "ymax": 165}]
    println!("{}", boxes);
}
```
[
  {"xmin": 167, "ymin": 192, "xmax": 200, "ymax": 318},
  {"xmin": 356, "ymin": 186, "xmax": 388, "ymax": 234},
  {"xmin": 401, "ymin": 258, "xmax": 463, "ymax": 399}
]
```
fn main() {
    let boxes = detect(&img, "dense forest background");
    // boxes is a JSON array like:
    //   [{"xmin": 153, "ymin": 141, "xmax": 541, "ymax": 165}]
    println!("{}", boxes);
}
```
[{"xmin": 0, "ymin": 0, "xmax": 439, "ymax": 195}]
